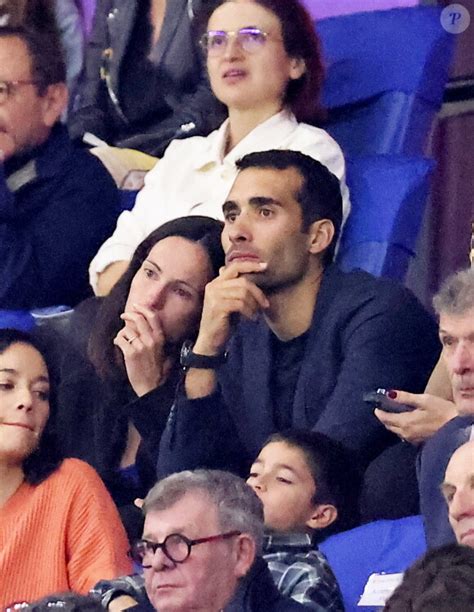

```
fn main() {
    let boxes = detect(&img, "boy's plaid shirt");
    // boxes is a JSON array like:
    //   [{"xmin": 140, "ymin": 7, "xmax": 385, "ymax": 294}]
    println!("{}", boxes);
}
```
[{"xmin": 263, "ymin": 532, "xmax": 344, "ymax": 611}]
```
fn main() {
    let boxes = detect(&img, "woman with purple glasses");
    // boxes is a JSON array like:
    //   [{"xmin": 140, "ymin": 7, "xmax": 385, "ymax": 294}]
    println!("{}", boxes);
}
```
[{"xmin": 90, "ymin": 0, "xmax": 350, "ymax": 297}]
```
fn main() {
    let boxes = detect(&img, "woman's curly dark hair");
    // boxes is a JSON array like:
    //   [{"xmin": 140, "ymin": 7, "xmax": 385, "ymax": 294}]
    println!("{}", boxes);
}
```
[{"xmin": 0, "ymin": 328, "xmax": 63, "ymax": 485}]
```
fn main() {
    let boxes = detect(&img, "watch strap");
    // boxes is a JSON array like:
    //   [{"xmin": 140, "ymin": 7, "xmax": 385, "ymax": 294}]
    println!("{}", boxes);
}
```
[{"xmin": 180, "ymin": 340, "xmax": 227, "ymax": 369}]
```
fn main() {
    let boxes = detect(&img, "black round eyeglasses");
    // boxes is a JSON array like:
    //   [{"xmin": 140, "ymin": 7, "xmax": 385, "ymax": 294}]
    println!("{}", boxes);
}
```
[{"xmin": 130, "ymin": 530, "xmax": 241, "ymax": 566}]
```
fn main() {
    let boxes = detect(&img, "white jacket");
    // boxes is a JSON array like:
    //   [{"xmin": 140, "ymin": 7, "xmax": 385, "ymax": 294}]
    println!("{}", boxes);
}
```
[{"xmin": 89, "ymin": 110, "xmax": 350, "ymax": 290}]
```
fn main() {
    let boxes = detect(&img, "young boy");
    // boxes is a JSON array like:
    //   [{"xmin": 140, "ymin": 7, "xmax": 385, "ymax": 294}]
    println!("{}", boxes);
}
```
[
  {"xmin": 92, "ymin": 430, "xmax": 359, "ymax": 611},
  {"xmin": 247, "ymin": 430, "xmax": 359, "ymax": 610}
]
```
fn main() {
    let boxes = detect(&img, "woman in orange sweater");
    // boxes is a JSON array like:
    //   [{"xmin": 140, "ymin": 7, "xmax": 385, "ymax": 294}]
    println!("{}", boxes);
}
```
[{"xmin": 0, "ymin": 329, "xmax": 131, "ymax": 607}]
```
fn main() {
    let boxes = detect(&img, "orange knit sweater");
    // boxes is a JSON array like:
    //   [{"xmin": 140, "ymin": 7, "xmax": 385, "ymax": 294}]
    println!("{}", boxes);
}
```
[{"xmin": 0, "ymin": 458, "xmax": 132, "ymax": 607}]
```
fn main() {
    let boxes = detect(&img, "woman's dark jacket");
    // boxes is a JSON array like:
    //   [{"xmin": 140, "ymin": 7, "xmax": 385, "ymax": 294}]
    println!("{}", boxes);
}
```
[
  {"xmin": 53, "ymin": 297, "xmax": 178, "ymax": 508},
  {"xmin": 68, "ymin": 0, "xmax": 225, "ymax": 156}
]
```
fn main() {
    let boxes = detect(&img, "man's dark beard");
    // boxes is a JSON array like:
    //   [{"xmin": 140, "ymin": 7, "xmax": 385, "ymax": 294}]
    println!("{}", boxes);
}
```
[{"xmin": 244, "ymin": 267, "xmax": 307, "ymax": 296}]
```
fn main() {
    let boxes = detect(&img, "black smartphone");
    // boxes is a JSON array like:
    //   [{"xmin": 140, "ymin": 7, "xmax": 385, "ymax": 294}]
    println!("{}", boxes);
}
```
[{"xmin": 363, "ymin": 388, "xmax": 415, "ymax": 413}]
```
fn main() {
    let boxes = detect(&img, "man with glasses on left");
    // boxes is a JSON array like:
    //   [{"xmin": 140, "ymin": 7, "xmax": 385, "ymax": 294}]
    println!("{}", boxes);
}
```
[{"xmin": 0, "ymin": 18, "xmax": 119, "ymax": 310}]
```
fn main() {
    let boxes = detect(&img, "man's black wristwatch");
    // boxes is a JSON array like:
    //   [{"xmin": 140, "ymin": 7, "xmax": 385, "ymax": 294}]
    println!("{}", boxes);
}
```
[{"xmin": 180, "ymin": 340, "xmax": 227, "ymax": 370}]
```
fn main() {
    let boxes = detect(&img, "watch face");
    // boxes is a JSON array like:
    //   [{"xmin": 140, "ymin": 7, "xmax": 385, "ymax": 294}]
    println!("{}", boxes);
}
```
[
  {"xmin": 179, "ymin": 341, "xmax": 227, "ymax": 369},
  {"xmin": 180, "ymin": 340, "xmax": 193, "ymax": 366}
]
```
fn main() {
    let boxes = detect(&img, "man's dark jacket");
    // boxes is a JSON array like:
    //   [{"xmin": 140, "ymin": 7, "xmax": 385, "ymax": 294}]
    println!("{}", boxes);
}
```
[
  {"xmin": 418, "ymin": 415, "xmax": 474, "ymax": 548},
  {"xmin": 68, "ymin": 0, "xmax": 225, "ymax": 156},
  {"xmin": 97, "ymin": 558, "xmax": 306, "ymax": 612},
  {"xmin": 0, "ymin": 124, "xmax": 119, "ymax": 309},
  {"xmin": 217, "ymin": 557, "xmax": 308, "ymax": 611},
  {"xmin": 158, "ymin": 266, "xmax": 440, "ymax": 478}
]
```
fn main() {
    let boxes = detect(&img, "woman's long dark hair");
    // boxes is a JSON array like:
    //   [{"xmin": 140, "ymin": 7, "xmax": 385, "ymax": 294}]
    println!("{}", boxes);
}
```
[
  {"xmin": 88, "ymin": 216, "xmax": 225, "ymax": 380},
  {"xmin": 0, "ymin": 328, "xmax": 63, "ymax": 485}
]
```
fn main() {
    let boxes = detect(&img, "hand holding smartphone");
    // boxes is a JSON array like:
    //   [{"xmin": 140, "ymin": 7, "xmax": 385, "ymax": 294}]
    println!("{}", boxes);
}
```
[{"xmin": 363, "ymin": 388, "xmax": 415, "ymax": 413}]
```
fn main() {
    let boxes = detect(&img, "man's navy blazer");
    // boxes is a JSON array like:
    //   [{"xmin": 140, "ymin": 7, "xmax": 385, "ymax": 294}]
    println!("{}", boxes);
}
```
[{"xmin": 158, "ymin": 266, "xmax": 440, "ymax": 478}]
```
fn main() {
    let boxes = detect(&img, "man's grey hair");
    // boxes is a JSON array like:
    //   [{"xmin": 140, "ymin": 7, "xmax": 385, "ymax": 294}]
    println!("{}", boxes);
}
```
[
  {"xmin": 143, "ymin": 469, "xmax": 264, "ymax": 554},
  {"xmin": 433, "ymin": 268, "xmax": 474, "ymax": 317}
]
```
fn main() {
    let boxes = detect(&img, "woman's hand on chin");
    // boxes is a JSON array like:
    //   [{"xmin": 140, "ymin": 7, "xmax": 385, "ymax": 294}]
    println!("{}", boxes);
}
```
[{"xmin": 114, "ymin": 304, "xmax": 173, "ymax": 397}]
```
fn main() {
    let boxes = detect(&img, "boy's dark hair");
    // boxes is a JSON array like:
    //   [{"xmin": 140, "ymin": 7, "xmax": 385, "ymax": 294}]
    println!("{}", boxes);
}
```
[
  {"xmin": 0, "ymin": 14, "xmax": 66, "ymax": 94},
  {"xmin": 266, "ymin": 429, "xmax": 361, "ymax": 539},
  {"xmin": 383, "ymin": 544, "xmax": 474, "ymax": 612},
  {"xmin": 235, "ymin": 150, "xmax": 343, "ymax": 267},
  {"xmin": 0, "ymin": 328, "xmax": 63, "ymax": 485}
]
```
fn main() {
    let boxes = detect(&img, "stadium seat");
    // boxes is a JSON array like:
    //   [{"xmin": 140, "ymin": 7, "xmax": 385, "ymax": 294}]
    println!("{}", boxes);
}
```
[
  {"xmin": 303, "ymin": 0, "xmax": 419, "ymax": 20},
  {"xmin": 0, "ymin": 306, "xmax": 74, "ymax": 335},
  {"xmin": 320, "ymin": 515, "xmax": 427, "ymax": 611},
  {"xmin": 336, "ymin": 156, "xmax": 435, "ymax": 279},
  {"xmin": 317, "ymin": 7, "xmax": 453, "ymax": 278},
  {"xmin": 0, "ymin": 309, "xmax": 36, "ymax": 332},
  {"xmin": 317, "ymin": 7, "xmax": 454, "ymax": 156}
]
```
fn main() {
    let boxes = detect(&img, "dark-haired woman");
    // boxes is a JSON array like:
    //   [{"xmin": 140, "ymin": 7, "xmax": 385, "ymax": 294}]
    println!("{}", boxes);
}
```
[
  {"xmin": 55, "ymin": 216, "xmax": 224, "ymax": 517},
  {"xmin": 90, "ymin": 0, "xmax": 350, "ymax": 296},
  {"xmin": 0, "ymin": 329, "xmax": 131, "ymax": 607}
]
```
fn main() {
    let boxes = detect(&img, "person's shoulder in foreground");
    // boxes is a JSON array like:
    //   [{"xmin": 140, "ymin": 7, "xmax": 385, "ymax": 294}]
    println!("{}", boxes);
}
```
[
  {"xmin": 383, "ymin": 543, "xmax": 474, "ymax": 611},
  {"xmin": 92, "ymin": 558, "xmax": 306, "ymax": 612}
]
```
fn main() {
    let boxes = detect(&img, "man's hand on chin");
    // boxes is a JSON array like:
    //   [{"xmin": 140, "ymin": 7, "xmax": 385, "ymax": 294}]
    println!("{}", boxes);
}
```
[
  {"xmin": 185, "ymin": 260, "xmax": 270, "ymax": 400},
  {"xmin": 194, "ymin": 260, "xmax": 270, "ymax": 357}
]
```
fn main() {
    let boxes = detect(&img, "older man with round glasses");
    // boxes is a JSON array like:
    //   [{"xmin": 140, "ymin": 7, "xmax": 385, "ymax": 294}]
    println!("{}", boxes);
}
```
[{"xmin": 93, "ymin": 470, "xmax": 305, "ymax": 611}]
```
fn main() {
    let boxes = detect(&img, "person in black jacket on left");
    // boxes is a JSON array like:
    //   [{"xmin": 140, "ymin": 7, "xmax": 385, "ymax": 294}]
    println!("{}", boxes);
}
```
[
  {"xmin": 68, "ymin": 0, "xmax": 225, "ymax": 157},
  {"xmin": 0, "ymin": 17, "xmax": 119, "ymax": 309},
  {"xmin": 54, "ymin": 217, "xmax": 224, "ymax": 523}
]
